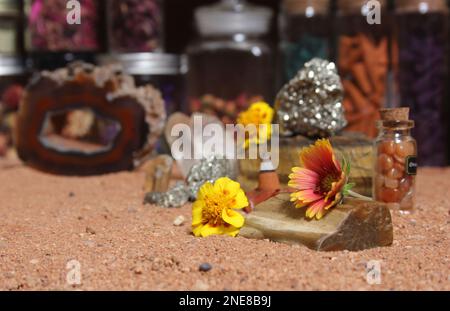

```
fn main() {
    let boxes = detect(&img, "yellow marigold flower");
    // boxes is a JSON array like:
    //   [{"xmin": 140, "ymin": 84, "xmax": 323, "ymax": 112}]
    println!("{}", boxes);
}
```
[
  {"xmin": 192, "ymin": 177, "xmax": 248, "ymax": 238},
  {"xmin": 237, "ymin": 101, "xmax": 274, "ymax": 148}
]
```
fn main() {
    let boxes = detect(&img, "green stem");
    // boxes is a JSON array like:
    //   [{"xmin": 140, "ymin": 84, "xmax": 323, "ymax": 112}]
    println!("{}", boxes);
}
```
[{"xmin": 347, "ymin": 190, "xmax": 373, "ymax": 201}]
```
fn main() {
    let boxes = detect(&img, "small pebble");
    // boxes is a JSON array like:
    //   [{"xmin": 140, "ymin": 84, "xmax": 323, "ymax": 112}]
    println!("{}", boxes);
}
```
[
  {"xmin": 82, "ymin": 240, "xmax": 96, "ymax": 248},
  {"xmin": 68, "ymin": 192, "xmax": 75, "ymax": 197},
  {"xmin": 86, "ymin": 227, "xmax": 96, "ymax": 235},
  {"xmin": 30, "ymin": 259, "xmax": 39, "ymax": 265},
  {"xmin": 173, "ymin": 215, "xmax": 185, "ymax": 226},
  {"xmin": 199, "ymin": 263, "xmax": 212, "ymax": 272},
  {"xmin": 134, "ymin": 265, "xmax": 143, "ymax": 275},
  {"xmin": 4, "ymin": 271, "xmax": 15, "ymax": 279},
  {"xmin": 193, "ymin": 280, "xmax": 210, "ymax": 291}
]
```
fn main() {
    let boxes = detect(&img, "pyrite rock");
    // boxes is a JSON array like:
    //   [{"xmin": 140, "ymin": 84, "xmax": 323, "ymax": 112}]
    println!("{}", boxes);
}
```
[
  {"xmin": 239, "ymin": 193, "xmax": 393, "ymax": 251},
  {"xmin": 275, "ymin": 58, "xmax": 347, "ymax": 138}
]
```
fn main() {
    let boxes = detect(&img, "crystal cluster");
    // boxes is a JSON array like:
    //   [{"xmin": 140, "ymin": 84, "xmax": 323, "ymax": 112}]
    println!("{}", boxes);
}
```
[
  {"xmin": 275, "ymin": 58, "xmax": 347, "ymax": 138},
  {"xmin": 144, "ymin": 156, "xmax": 233, "ymax": 208}
]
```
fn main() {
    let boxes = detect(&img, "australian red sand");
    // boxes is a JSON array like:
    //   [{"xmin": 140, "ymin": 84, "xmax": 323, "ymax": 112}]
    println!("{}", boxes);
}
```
[{"xmin": 0, "ymin": 158, "xmax": 448, "ymax": 290}]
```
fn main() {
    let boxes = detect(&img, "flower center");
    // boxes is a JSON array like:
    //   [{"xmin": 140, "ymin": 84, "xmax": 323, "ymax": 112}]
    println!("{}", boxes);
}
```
[
  {"xmin": 202, "ymin": 194, "xmax": 232, "ymax": 226},
  {"xmin": 318, "ymin": 174, "xmax": 338, "ymax": 194}
]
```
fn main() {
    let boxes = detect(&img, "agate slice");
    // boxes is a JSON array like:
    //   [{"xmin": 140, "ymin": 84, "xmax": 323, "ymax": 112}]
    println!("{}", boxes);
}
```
[{"xmin": 15, "ymin": 62, "xmax": 166, "ymax": 175}]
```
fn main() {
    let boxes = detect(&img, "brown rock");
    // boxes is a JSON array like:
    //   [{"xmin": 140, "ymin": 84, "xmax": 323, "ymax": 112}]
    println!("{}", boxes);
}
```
[
  {"xmin": 239, "ymin": 193, "xmax": 393, "ymax": 252},
  {"xmin": 141, "ymin": 155, "xmax": 173, "ymax": 193}
]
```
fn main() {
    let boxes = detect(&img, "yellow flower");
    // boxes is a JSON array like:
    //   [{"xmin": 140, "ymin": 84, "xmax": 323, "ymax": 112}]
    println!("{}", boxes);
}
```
[
  {"xmin": 192, "ymin": 177, "xmax": 248, "ymax": 237},
  {"xmin": 237, "ymin": 101, "xmax": 274, "ymax": 148}
]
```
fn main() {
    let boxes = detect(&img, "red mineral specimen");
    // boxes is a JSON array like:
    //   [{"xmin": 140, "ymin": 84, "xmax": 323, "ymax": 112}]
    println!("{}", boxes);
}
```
[{"xmin": 15, "ymin": 62, "xmax": 166, "ymax": 175}]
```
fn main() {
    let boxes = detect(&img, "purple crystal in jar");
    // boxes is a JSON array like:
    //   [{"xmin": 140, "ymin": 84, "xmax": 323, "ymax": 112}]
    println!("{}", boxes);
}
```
[{"xmin": 395, "ymin": 12, "xmax": 448, "ymax": 166}]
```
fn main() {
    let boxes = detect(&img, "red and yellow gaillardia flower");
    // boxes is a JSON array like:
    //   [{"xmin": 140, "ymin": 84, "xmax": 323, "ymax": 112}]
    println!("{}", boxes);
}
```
[
  {"xmin": 288, "ymin": 139, "xmax": 350, "ymax": 220},
  {"xmin": 192, "ymin": 177, "xmax": 249, "ymax": 237}
]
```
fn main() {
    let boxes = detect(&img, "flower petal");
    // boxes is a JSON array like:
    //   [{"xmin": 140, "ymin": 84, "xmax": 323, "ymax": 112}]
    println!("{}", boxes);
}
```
[
  {"xmin": 324, "ymin": 192, "xmax": 342, "ymax": 211},
  {"xmin": 291, "ymin": 189, "xmax": 323, "ymax": 203},
  {"xmin": 288, "ymin": 167, "xmax": 319, "ymax": 190},
  {"xmin": 197, "ymin": 182, "xmax": 214, "ymax": 200},
  {"xmin": 300, "ymin": 139, "xmax": 341, "ymax": 177},
  {"xmin": 305, "ymin": 199, "xmax": 327, "ymax": 219},
  {"xmin": 293, "ymin": 200, "xmax": 309, "ymax": 209},
  {"xmin": 233, "ymin": 189, "xmax": 249, "ymax": 209},
  {"xmin": 192, "ymin": 202, "xmax": 203, "ymax": 226},
  {"xmin": 200, "ymin": 224, "xmax": 223, "ymax": 237},
  {"xmin": 324, "ymin": 172, "xmax": 346, "ymax": 202},
  {"xmin": 192, "ymin": 224, "xmax": 203, "ymax": 237},
  {"xmin": 213, "ymin": 177, "xmax": 240, "ymax": 197},
  {"xmin": 222, "ymin": 208, "xmax": 245, "ymax": 228},
  {"xmin": 221, "ymin": 225, "xmax": 240, "ymax": 237}
]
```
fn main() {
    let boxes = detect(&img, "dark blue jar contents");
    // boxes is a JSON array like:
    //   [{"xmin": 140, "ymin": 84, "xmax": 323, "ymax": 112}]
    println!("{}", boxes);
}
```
[{"xmin": 394, "ymin": 11, "xmax": 448, "ymax": 166}]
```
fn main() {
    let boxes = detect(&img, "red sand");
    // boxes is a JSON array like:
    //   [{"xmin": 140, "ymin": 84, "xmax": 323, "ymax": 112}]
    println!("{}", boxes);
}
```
[{"xmin": 0, "ymin": 158, "xmax": 448, "ymax": 290}]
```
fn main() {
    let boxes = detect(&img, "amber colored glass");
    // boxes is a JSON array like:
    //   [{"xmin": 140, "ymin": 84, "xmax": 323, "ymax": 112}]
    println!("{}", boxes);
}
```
[{"xmin": 373, "ymin": 120, "xmax": 417, "ymax": 211}]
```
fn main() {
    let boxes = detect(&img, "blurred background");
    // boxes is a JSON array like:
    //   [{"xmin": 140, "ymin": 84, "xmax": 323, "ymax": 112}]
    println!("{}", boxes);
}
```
[{"xmin": 0, "ymin": 0, "xmax": 449, "ymax": 166}]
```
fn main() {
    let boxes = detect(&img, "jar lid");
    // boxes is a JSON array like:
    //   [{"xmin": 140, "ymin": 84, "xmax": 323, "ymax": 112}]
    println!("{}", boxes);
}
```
[
  {"xmin": 97, "ymin": 53, "xmax": 187, "ymax": 76},
  {"xmin": 0, "ymin": 0, "xmax": 20, "ymax": 16},
  {"xmin": 380, "ymin": 108, "xmax": 410, "ymax": 121},
  {"xmin": 0, "ymin": 55, "xmax": 25, "ymax": 76},
  {"xmin": 282, "ymin": 0, "xmax": 330, "ymax": 16},
  {"xmin": 396, "ymin": 0, "xmax": 448, "ymax": 13},
  {"xmin": 195, "ymin": 0, "xmax": 273, "ymax": 37},
  {"xmin": 338, "ymin": 0, "xmax": 386, "ymax": 14}
]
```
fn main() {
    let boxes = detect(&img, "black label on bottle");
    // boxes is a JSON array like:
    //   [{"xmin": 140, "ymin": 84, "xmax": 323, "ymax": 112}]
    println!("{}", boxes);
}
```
[{"xmin": 406, "ymin": 156, "xmax": 418, "ymax": 175}]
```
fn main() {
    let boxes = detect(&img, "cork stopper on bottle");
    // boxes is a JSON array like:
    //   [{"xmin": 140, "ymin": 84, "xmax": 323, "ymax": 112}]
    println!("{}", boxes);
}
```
[
  {"xmin": 283, "ymin": 0, "xmax": 330, "ymax": 15},
  {"xmin": 396, "ymin": 0, "xmax": 448, "ymax": 14},
  {"xmin": 380, "ymin": 108, "xmax": 410, "ymax": 121},
  {"xmin": 338, "ymin": 0, "xmax": 386, "ymax": 14}
]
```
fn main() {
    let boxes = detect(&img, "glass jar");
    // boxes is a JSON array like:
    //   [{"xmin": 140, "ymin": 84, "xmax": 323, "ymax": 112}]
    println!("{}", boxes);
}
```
[
  {"xmin": 373, "ymin": 109, "xmax": 417, "ymax": 211},
  {"xmin": 25, "ymin": 0, "xmax": 101, "ymax": 52},
  {"xmin": 108, "ymin": 0, "xmax": 163, "ymax": 53},
  {"xmin": 0, "ymin": 56, "xmax": 27, "ymax": 156},
  {"xmin": 98, "ymin": 53, "xmax": 186, "ymax": 115},
  {"xmin": 0, "ymin": 0, "xmax": 22, "ymax": 54},
  {"xmin": 336, "ymin": 0, "xmax": 390, "ymax": 138},
  {"xmin": 393, "ymin": 0, "xmax": 448, "ymax": 166},
  {"xmin": 279, "ymin": 0, "xmax": 331, "ymax": 83},
  {"xmin": 186, "ymin": 0, "xmax": 274, "ymax": 124}
]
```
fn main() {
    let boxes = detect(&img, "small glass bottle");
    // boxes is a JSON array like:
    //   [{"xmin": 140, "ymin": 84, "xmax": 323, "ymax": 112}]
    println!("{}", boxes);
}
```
[
  {"xmin": 373, "ymin": 108, "xmax": 417, "ymax": 211},
  {"xmin": 186, "ymin": 0, "xmax": 274, "ymax": 124},
  {"xmin": 279, "ymin": 0, "xmax": 331, "ymax": 83}
]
